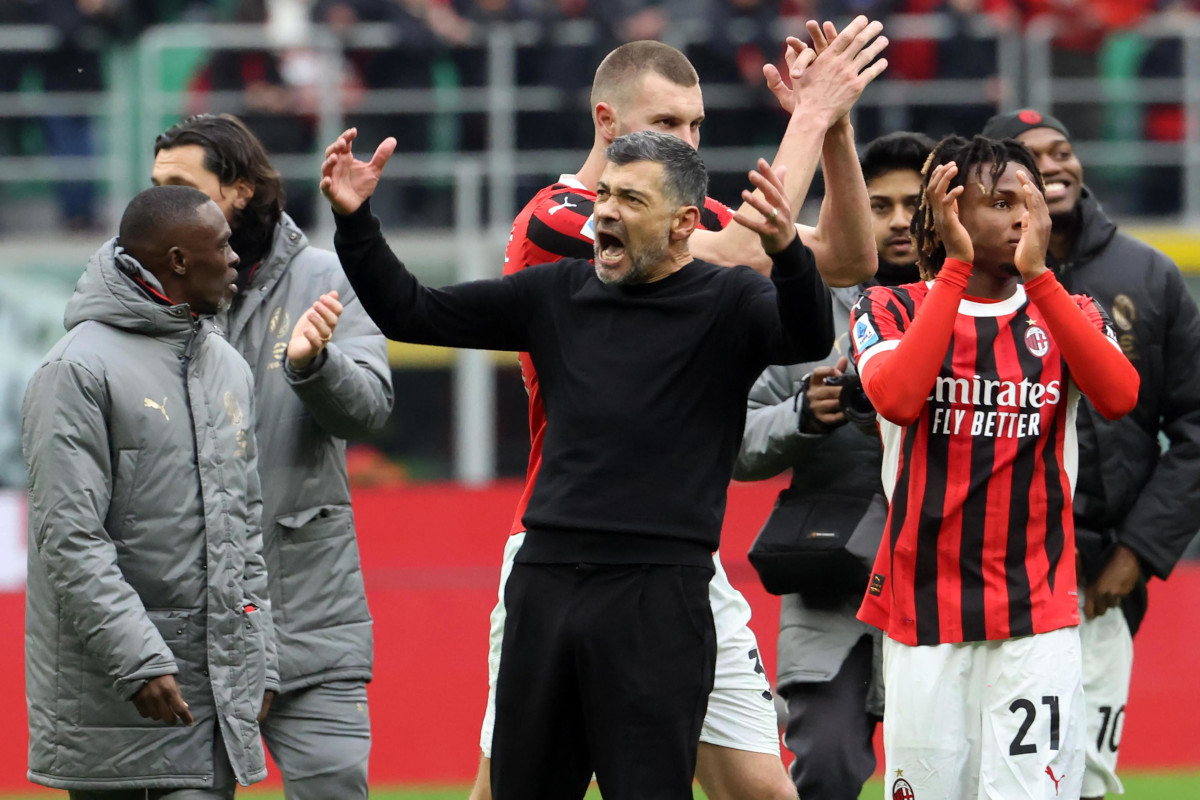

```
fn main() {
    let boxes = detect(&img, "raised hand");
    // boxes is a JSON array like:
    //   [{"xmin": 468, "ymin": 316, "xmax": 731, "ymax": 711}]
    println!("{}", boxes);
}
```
[
  {"xmin": 732, "ymin": 160, "xmax": 795, "ymax": 255},
  {"xmin": 1013, "ymin": 169, "xmax": 1051, "ymax": 280},
  {"xmin": 790, "ymin": 15, "xmax": 889, "ymax": 129},
  {"xmin": 926, "ymin": 162, "xmax": 973, "ymax": 265},
  {"xmin": 320, "ymin": 128, "xmax": 397, "ymax": 216},
  {"xmin": 288, "ymin": 291, "xmax": 343, "ymax": 370},
  {"xmin": 132, "ymin": 675, "xmax": 194, "ymax": 726},
  {"xmin": 762, "ymin": 36, "xmax": 814, "ymax": 115}
]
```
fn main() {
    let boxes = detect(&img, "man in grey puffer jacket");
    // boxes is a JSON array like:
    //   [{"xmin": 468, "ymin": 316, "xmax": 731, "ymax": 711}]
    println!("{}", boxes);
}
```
[
  {"xmin": 734, "ymin": 132, "xmax": 933, "ymax": 800},
  {"xmin": 153, "ymin": 114, "xmax": 393, "ymax": 799},
  {"xmin": 23, "ymin": 186, "xmax": 276, "ymax": 797}
]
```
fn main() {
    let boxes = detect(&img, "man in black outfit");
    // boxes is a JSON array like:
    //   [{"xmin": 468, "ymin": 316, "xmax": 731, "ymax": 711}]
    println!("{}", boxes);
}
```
[{"xmin": 319, "ymin": 128, "xmax": 832, "ymax": 800}]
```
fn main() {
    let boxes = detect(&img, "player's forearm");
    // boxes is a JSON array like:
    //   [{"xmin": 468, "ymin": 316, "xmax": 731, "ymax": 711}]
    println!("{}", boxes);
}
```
[
  {"xmin": 769, "ymin": 110, "xmax": 833, "ymax": 218},
  {"xmin": 859, "ymin": 259, "xmax": 972, "ymax": 425},
  {"xmin": 1023, "ymin": 271, "xmax": 1139, "ymax": 420},
  {"xmin": 706, "ymin": 114, "xmax": 831, "ymax": 275},
  {"xmin": 806, "ymin": 121, "xmax": 878, "ymax": 287},
  {"xmin": 689, "ymin": 227, "xmax": 771, "ymax": 272}
]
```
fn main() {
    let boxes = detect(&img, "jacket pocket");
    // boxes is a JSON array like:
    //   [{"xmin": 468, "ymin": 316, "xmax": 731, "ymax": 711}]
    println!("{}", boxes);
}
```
[
  {"xmin": 241, "ymin": 606, "xmax": 268, "ymax": 708},
  {"xmin": 275, "ymin": 505, "xmax": 369, "ymax": 631},
  {"xmin": 79, "ymin": 609, "xmax": 198, "ymax": 728},
  {"xmin": 106, "ymin": 449, "xmax": 141, "ymax": 532}
]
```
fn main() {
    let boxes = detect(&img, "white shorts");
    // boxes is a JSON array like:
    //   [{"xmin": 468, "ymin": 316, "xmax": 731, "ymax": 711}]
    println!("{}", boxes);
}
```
[
  {"xmin": 882, "ymin": 627, "xmax": 1085, "ymax": 800},
  {"xmin": 479, "ymin": 533, "xmax": 779, "ymax": 758},
  {"xmin": 1078, "ymin": 593, "xmax": 1133, "ymax": 797}
]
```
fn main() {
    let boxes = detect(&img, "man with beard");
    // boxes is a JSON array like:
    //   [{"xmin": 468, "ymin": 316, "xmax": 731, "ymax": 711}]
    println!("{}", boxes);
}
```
[
  {"xmin": 152, "ymin": 114, "xmax": 393, "ymax": 800},
  {"xmin": 734, "ymin": 131, "xmax": 934, "ymax": 800},
  {"xmin": 982, "ymin": 109, "xmax": 1200, "ymax": 800},
  {"xmin": 468, "ymin": 20, "xmax": 887, "ymax": 800},
  {"xmin": 23, "ymin": 186, "xmax": 275, "ymax": 797},
  {"xmin": 320, "ymin": 126, "xmax": 833, "ymax": 799}
]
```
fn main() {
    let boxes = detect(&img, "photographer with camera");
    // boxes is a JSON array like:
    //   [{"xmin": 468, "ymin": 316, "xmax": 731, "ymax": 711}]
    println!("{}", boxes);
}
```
[{"xmin": 734, "ymin": 132, "xmax": 933, "ymax": 800}]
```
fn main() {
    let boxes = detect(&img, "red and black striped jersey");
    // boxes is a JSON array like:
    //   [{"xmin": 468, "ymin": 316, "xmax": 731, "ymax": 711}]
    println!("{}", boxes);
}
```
[
  {"xmin": 503, "ymin": 175, "xmax": 734, "ymax": 534},
  {"xmin": 851, "ymin": 280, "xmax": 1121, "ymax": 645}
]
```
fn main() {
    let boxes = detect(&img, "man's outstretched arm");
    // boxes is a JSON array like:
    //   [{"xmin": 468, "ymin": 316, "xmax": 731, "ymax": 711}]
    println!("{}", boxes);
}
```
[
  {"xmin": 691, "ymin": 17, "xmax": 887, "ymax": 285},
  {"xmin": 799, "ymin": 117, "xmax": 878, "ymax": 287},
  {"xmin": 779, "ymin": 22, "xmax": 880, "ymax": 287},
  {"xmin": 323, "ymin": 129, "xmax": 532, "ymax": 351}
]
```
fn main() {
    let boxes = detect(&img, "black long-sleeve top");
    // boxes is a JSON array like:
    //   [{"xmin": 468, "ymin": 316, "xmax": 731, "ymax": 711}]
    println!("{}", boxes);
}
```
[{"xmin": 335, "ymin": 202, "xmax": 833, "ymax": 566}]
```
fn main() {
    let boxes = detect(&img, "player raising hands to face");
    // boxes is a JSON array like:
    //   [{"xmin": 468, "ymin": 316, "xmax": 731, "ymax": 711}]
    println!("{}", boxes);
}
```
[{"xmin": 848, "ymin": 136, "xmax": 1139, "ymax": 800}]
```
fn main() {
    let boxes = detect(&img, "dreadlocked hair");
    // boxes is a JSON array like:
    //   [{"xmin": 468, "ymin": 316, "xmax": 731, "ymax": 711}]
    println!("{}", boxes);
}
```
[{"xmin": 911, "ymin": 134, "xmax": 1044, "ymax": 281}]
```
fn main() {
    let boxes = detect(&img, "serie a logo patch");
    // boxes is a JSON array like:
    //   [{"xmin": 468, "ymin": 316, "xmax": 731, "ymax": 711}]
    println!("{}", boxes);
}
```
[{"xmin": 853, "ymin": 315, "xmax": 879, "ymax": 352}]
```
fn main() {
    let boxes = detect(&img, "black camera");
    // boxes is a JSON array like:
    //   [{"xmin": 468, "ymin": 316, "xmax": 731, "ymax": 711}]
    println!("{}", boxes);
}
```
[{"xmin": 823, "ymin": 373, "xmax": 877, "ymax": 427}]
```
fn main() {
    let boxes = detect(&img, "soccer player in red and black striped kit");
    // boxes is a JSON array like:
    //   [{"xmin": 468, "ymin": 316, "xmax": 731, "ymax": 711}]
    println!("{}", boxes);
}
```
[
  {"xmin": 471, "ymin": 22, "xmax": 888, "ymax": 800},
  {"xmin": 849, "ymin": 136, "xmax": 1140, "ymax": 800}
]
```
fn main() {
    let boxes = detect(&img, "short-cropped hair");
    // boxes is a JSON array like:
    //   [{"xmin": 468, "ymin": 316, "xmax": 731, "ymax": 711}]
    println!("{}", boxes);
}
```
[
  {"xmin": 591, "ymin": 41, "xmax": 698, "ymax": 110},
  {"xmin": 119, "ymin": 185, "xmax": 212, "ymax": 247}
]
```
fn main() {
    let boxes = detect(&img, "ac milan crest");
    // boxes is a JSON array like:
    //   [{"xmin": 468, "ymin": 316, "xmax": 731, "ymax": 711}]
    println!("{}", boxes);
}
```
[
  {"xmin": 1025, "ymin": 325, "xmax": 1050, "ymax": 357},
  {"xmin": 892, "ymin": 777, "xmax": 916, "ymax": 800}
]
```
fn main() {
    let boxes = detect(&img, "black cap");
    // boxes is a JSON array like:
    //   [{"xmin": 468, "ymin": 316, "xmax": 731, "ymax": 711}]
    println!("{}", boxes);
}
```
[{"xmin": 981, "ymin": 109, "xmax": 1072, "ymax": 142}]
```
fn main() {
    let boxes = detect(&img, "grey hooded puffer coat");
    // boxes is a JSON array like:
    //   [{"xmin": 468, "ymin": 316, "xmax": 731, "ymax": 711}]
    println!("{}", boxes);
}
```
[
  {"xmin": 217, "ymin": 213, "xmax": 392, "ymax": 694},
  {"xmin": 22, "ymin": 240, "xmax": 277, "ymax": 791}
]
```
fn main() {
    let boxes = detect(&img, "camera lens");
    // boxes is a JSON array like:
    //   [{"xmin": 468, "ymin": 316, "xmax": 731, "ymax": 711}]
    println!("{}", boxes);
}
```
[{"xmin": 834, "ymin": 374, "xmax": 877, "ymax": 426}]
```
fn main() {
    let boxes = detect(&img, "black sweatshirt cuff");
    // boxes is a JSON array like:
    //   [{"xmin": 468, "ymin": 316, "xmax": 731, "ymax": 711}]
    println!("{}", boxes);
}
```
[
  {"xmin": 333, "ymin": 199, "xmax": 380, "ymax": 243},
  {"xmin": 768, "ymin": 235, "xmax": 816, "ymax": 280}
]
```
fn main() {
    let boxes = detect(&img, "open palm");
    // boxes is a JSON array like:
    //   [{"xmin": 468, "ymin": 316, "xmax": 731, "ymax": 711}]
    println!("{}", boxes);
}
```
[
  {"xmin": 320, "ymin": 128, "xmax": 398, "ymax": 215},
  {"xmin": 926, "ymin": 162, "xmax": 973, "ymax": 264},
  {"xmin": 1013, "ymin": 169, "xmax": 1052, "ymax": 279}
]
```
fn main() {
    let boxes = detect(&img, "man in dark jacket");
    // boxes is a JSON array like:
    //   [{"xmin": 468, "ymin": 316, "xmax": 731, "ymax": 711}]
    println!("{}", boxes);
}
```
[
  {"xmin": 152, "ymin": 114, "xmax": 394, "ymax": 800},
  {"xmin": 983, "ymin": 109, "xmax": 1200, "ymax": 800},
  {"xmin": 734, "ymin": 132, "xmax": 934, "ymax": 800},
  {"xmin": 23, "ymin": 185, "xmax": 276, "ymax": 797}
]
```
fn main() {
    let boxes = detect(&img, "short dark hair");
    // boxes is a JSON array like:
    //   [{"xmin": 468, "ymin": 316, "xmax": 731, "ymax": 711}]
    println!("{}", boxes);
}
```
[
  {"xmin": 591, "ymin": 41, "xmax": 699, "ymax": 111},
  {"xmin": 119, "ymin": 185, "xmax": 211, "ymax": 240},
  {"xmin": 912, "ymin": 135, "xmax": 1043, "ymax": 280},
  {"xmin": 154, "ymin": 113, "xmax": 283, "ymax": 242},
  {"xmin": 118, "ymin": 185, "xmax": 212, "ymax": 257},
  {"xmin": 861, "ymin": 131, "xmax": 937, "ymax": 185},
  {"xmin": 605, "ymin": 131, "xmax": 707, "ymax": 210}
]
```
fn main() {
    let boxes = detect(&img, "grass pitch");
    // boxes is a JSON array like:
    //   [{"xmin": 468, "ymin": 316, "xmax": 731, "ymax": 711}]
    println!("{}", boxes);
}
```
[
  {"xmin": 7, "ymin": 771, "xmax": 1197, "ymax": 798},
  {"xmin": 225, "ymin": 770, "xmax": 1197, "ymax": 798}
]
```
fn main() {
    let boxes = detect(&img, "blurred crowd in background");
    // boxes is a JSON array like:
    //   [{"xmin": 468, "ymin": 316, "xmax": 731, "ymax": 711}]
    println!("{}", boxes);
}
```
[
  {"xmin": 2, "ymin": 0, "xmax": 1199, "ymax": 489},
  {"xmin": 0, "ymin": 0, "xmax": 1198, "ymax": 233}
]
